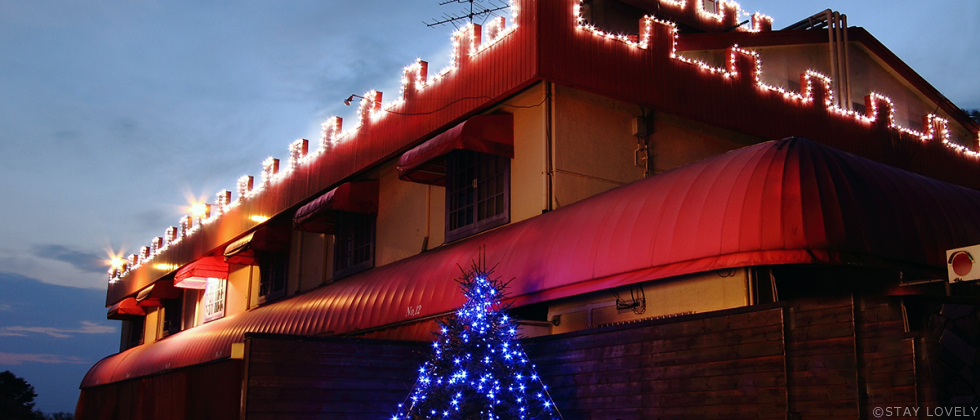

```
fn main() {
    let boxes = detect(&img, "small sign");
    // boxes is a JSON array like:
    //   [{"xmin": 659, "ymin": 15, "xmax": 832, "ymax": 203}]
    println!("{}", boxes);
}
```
[{"xmin": 947, "ymin": 244, "xmax": 980, "ymax": 283}]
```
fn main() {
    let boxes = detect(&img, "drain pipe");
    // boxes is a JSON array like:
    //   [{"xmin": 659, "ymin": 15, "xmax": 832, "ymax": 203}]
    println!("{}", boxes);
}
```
[
  {"xmin": 822, "ymin": 9, "xmax": 840, "ymax": 108},
  {"xmin": 833, "ymin": 12, "xmax": 849, "ymax": 110},
  {"xmin": 841, "ymin": 14, "xmax": 852, "ymax": 111}
]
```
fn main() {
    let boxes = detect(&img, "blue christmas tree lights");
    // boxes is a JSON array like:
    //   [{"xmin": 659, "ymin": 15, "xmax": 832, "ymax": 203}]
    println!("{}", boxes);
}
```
[{"xmin": 392, "ymin": 261, "xmax": 561, "ymax": 420}]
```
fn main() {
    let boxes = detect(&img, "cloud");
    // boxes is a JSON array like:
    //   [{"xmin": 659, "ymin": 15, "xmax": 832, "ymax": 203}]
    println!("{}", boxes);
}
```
[
  {"xmin": 0, "ymin": 352, "xmax": 86, "ymax": 366},
  {"xmin": 0, "ymin": 321, "xmax": 116, "ymax": 339},
  {"xmin": 0, "ymin": 303, "xmax": 10, "ymax": 311},
  {"xmin": 30, "ymin": 244, "xmax": 105, "ymax": 273}
]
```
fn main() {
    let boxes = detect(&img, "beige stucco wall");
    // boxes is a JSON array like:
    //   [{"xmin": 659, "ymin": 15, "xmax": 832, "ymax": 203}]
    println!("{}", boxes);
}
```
[
  {"xmin": 748, "ymin": 42, "xmax": 974, "ymax": 148},
  {"xmin": 547, "ymin": 269, "xmax": 750, "ymax": 334},
  {"xmin": 143, "ymin": 307, "xmax": 159, "ymax": 343},
  {"xmin": 377, "ymin": 163, "xmax": 437, "ymax": 266},
  {"xmin": 552, "ymin": 84, "xmax": 644, "ymax": 208},
  {"xmin": 226, "ymin": 263, "xmax": 252, "ymax": 315}
]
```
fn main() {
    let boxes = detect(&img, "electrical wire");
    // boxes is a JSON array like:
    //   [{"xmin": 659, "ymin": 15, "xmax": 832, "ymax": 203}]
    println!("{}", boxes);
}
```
[{"xmin": 383, "ymin": 94, "xmax": 546, "ymax": 116}]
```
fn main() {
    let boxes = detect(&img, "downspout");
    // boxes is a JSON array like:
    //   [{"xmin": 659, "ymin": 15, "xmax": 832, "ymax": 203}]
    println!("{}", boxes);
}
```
[
  {"xmin": 842, "ymin": 14, "xmax": 852, "ymax": 111},
  {"xmin": 833, "ymin": 12, "xmax": 847, "ymax": 110},
  {"xmin": 822, "ymin": 10, "xmax": 837, "ymax": 108},
  {"xmin": 545, "ymin": 81, "xmax": 555, "ymax": 212}
]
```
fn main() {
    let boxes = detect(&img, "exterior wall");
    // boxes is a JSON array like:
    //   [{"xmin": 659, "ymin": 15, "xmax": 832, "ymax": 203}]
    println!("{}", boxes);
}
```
[
  {"xmin": 553, "ymin": 84, "xmax": 644, "ymax": 208},
  {"xmin": 374, "ymin": 83, "xmax": 544, "ymax": 265},
  {"xmin": 547, "ymin": 269, "xmax": 750, "ymax": 334},
  {"xmin": 749, "ymin": 42, "xmax": 975, "ymax": 148},
  {"xmin": 495, "ymin": 83, "xmax": 548, "ymax": 221},
  {"xmin": 649, "ymin": 110, "xmax": 762, "ymax": 173},
  {"xmin": 143, "ymin": 307, "xmax": 159, "ymax": 344},
  {"xmin": 846, "ymin": 43, "xmax": 975, "ymax": 147},
  {"xmin": 287, "ymin": 230, "xmax": 329, "ymax": 294},
  {"xmin": 181, "ymin": 289, "xmax": 200, "ymax": 329},
  {"xmin": 377, "ymin": 163, "xmax": 441, "ymax": 266},
  {"xmin": 226, "ymin": 263, "xmax": 252, "ymax": 315}
]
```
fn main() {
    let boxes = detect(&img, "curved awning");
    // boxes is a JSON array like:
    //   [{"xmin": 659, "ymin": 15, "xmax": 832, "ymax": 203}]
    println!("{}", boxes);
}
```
[
  {"xmin": 223, "ymin": 225, "xmax": 292, "ymax": 265},
  {"xmin": 294, "ymin": 181, "xmax": 380, "ymax": 233},
  {"xmin": 174, "ymin": 256, "xmax": 228, "ymax": 289},
  {"xmin": 83, "ymin": 137, "xmax": 980, "ymax": 387},
  {"xmin": 106, "ymin": 297, "xmax": 145, "ymax": 320},
  {"xmin": 135, "ymin": 280, "xmax": 181, "ymax": 308},
  {"xmin": 397, "ymin": 114, "xmax": 514, "ymax": 185}
]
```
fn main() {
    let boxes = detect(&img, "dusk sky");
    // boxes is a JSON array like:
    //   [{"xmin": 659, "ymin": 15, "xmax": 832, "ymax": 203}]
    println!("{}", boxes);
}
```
[{"xmin": 1, "ymin": 0, "xmax": 977, "ymax": 414}]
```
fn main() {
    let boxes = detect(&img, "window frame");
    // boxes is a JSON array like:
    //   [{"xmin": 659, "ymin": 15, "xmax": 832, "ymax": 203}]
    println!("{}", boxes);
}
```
[
  {"xmin": 121, "ymin": 317, "xmax": 145, "ymax": 350},
  {"xmin": 202, "ymin": 278, "xmax": 227, "ymax": 323},
  {"xmin": 444, "ymin": 150, "xmax": 510, "ymax": 243},
  {"xmin": 258, "ymin": 251, "xmax": 288, "ymax": 304},
  {"xmin": 333, "ymin": 210, "xmax": 376, "ymax": 279},
  {"xmin": 161, "ymin": 298, "xmax": 183, "ymax": 338}
]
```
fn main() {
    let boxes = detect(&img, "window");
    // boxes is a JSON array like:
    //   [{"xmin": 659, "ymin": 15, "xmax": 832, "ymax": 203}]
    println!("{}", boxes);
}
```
[
  {"xmin": 202, "ymin": 278, "xmax": 227, "ymax": 323},
  {"xmin": 161, "ymin": 298, "xmax": 183, "ymax": 337},
  {"xmin": 334, "ymin": 210, "xmax": 375, "ymax": 279},
  {"xmin": 445, "ymin": 150, "xmax": 510, "ymax": 242},
  {"xmin": 121, "ymin": 318, "xmax": 144, "ymax": 350},
  {"xmin": 258, "ymin": 252, "xmax": 288, "ymax": 303}
]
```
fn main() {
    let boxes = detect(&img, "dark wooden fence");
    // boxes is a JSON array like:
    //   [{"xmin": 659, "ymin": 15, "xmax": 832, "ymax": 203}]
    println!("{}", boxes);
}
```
[
  {"xmin": 78, "ymin": 296, "xmax": 976, "ymax": 419},
  {"xmin": 241, "ymin": 335, "xmax": 429, "ymax": 420},
  {"xmin": 74, "ymin": 359, "xmax": 242, "ymax": 420}
]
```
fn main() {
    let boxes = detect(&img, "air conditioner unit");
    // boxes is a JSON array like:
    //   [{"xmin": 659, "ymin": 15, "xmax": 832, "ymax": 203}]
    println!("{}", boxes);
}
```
[{"xmin": 947, "ymin": 244, "xmax": 980, "ymax": 283}]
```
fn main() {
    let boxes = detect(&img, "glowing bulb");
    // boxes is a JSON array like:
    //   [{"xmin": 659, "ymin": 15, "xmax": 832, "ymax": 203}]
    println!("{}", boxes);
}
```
[
  {"xmin": 108, "ymin": 257, "xmax": 124, "ymax": 270},
  {"xmin": 190, "ymin": 203, "xmax": 208, "ymax": 218}
]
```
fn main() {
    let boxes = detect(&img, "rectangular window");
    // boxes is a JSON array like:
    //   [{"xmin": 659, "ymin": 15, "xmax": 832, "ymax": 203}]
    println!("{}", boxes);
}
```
[
  {"xmin": 122, "ymin": 318, "xmax": 144, "ymax": 350},
  {"xmin": 258, "ymin": 252, "xmax": 288, "ymax": 303},
  {"xmin": 334, "ymin": 211, "xmax": 375, "ymax": 279},
  {"xmin": 161, "ymin": 298, "xmax": 183, "ymax": 337},
  {"xmin": 446, "ymin": 150, "xmax": 510, "ymax": 242},
  {"xmin": 202, "ymin": 278, "xmax": 227, "ymax": 323}
]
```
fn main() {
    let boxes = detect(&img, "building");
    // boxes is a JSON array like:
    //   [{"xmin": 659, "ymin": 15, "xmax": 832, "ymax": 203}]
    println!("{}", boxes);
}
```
[{"xmin": 77, "ymin": 0, "xmax": 980, "ymax": 419}]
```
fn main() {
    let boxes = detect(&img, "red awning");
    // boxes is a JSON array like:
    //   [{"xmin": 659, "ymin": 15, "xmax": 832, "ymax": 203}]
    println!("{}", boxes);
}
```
[
  {"xmin": 397, "ymin": 114, "xmax": 514, "ymax": 185},
  {"xmin": 223, "ymin": 225, "xmax": 292, "ymax": 265},
  {"xmin": 106, "ymin": 297, "xmax": 145, "ymax": 320},
  {"xmin": 135, "ymin": 280, "xmax": 182, "ymax": 308},
  {"xmin": 294, "ymin": 181, "xmax": 380, "ymax": 233},
  {"xmin": 174, "ymin": 256, "xmax": 229, "ymax": 289},
  {"xmin": 83, "ymin": 137, "xmax": 980, "ymax": 387}
]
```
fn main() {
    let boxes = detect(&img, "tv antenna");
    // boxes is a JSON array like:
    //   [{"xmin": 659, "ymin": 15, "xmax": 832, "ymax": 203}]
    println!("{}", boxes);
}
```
[{"xmin": 425, "ymin": 0, "xmax": 510, "ymax": 29}]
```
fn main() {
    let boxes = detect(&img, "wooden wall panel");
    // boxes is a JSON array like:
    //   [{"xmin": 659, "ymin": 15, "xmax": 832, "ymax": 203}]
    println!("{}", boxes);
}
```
[
  {"xmin": 241, "ymin": 334, "xmax": 429, "ymax": 420},
  {"xmin": 525, "ymin": 306, "xmax": 788, "ymax": 420},
  {"xmin": 75, "ymin": 360, "xmax": 242, "ymax": 420}
]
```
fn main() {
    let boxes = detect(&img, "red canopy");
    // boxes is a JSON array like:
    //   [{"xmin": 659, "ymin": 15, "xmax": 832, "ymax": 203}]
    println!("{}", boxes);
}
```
[
  {"xmin": 84, "ymin": 137, "xmax": 980, "ymax": 387},
  {"xmin": 174, "ymin": 256, "xmax": 229, "ymax": 289},
  {"xmin": 135, "ymin": 280, "xmax": 182, "ymax": 308},
  {"xmin": 106, "ymin": 297, "xmax": 145, "ymax": 320},
  {"xmin": 397, "ymin": 114, "xmax": 514, "ymax": 185},
  {"xmin": 293, "ymin": 181, "xmax": 380, "ymax": 233},
  {"xmin": 223, "ymin": 225, "xmax": 292, "ymax": 265}
]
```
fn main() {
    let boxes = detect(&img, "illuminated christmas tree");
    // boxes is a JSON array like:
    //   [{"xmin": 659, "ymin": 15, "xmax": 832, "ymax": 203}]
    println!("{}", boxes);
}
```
[{"xmin": 393, "ymin": 260, "xmax": 561, "ymax": 420}]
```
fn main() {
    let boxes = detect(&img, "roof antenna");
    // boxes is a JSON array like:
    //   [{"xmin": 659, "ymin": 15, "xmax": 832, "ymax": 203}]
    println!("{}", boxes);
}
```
[{"xmin": 424, "ymin": 0, "xmax": 510, "ymax": 29}]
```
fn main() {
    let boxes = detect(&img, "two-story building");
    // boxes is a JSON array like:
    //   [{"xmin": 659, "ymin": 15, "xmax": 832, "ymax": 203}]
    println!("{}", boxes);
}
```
[{"xmin": 77, "ymin": 1, "xmax": 980, "ymax": 419}]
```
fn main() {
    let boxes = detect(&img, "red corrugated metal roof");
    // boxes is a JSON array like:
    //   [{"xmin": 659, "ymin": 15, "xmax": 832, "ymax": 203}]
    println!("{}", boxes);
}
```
[
  {"xmin": 82, "ymin": 137, "xmax": 980, "ymax": 387},
  {"xmin": 397, "ymin": 114, "xmax": 514, "ymax": 185}
]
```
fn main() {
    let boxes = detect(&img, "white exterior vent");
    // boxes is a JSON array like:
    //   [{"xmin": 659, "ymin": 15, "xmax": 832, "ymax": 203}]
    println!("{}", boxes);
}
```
[{"xmin": 947, "ymin": 244, "xmax": 980, "ymax": 283}]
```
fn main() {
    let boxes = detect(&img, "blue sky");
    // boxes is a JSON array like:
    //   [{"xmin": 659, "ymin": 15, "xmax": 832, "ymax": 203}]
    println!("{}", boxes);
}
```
[{"xmin": 0, "ymin": 0, "xmax": 977, "ymax": 414}]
